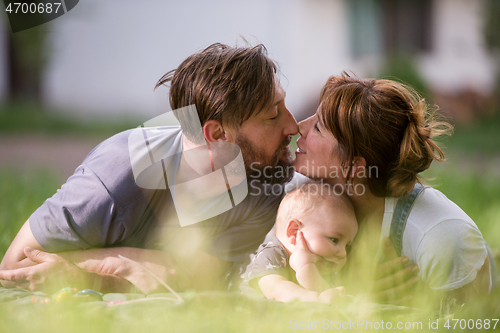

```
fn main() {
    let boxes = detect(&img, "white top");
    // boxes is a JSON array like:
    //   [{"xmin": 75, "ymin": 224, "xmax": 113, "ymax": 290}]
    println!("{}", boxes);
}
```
[{"xmin": 375, "ymin": 187, "xmax": 488, "ymax": 291}]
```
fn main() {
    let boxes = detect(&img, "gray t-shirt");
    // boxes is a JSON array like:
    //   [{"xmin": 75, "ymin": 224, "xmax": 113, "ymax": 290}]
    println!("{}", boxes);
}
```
[
  {"xmin": 239, "ymin": 236, "xmax": 293, "ymax": 294},
  {"xmin": 29, "ymin": 127, "xmax": 282, "ymax": 264}
]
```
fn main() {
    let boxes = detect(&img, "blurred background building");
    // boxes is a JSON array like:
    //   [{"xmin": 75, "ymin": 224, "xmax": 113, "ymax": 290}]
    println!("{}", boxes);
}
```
[{"xmin": 0, "ymin": 0, "xmax": 499, "ymax": 123}]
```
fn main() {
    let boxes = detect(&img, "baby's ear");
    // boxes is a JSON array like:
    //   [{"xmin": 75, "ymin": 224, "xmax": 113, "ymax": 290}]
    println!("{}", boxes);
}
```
[{"xmin": 286, "ymin": 220, "xmax": 301, "ymax": 246}]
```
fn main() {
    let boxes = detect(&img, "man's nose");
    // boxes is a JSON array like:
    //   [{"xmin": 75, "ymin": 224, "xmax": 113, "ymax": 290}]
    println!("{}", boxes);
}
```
[{"xmin": 283, "ymin": 109, "xmax": 299, "ymax": 136}]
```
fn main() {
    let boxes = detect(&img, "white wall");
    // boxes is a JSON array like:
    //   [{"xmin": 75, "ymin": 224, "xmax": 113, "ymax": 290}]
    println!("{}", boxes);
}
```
[
  {"xmin": 42, "ymin": 0, "xmax": 354, "ymax": 121},
  {"xmin": 419, "ymin": 0, "xmax": 496, "ymax": 94},
  {"xmin": 271, "ymin": 0, "xmax": 353, "ymax": 116},
  {"xmin": 1, "ymin": 0, "xmax": 495, "ymax": 119}
]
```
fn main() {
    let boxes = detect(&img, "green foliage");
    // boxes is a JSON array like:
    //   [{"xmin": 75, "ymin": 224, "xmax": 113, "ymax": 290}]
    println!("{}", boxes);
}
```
[
  {"xmin": 10, "ymin": 25, "xmax": 47, "ymax": 72},
  {"xmin": 0, "ymin": 168, "xmax": 60, "ymax": 256},
  {"xmin": 0, "ymin": 103, "xmax": 141, "ymax": 137},
  {"xmin": 0, "ymin": 284, "xmax": 499, "ymax": 332},
  {"xmin": 484, "ymin": 0, "xmax": 500, "ymax": 51},
  {"xmin": 446, "ymin": 113, "xmax": 500, "ymax": 155},
  {"xmin": 378, "ymin": 54, "xmax": 431, "ymax": 100}
]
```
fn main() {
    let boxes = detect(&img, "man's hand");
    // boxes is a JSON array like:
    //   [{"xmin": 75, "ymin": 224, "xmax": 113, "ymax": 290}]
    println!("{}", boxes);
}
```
[
  {"xmin": 0, "ymin": 247, "xmax": 131, "ymax": 294},
  {"xmin": 289, "ymin": 231, "xmax": 319, "ymax": 272},
  {"xmin": 59, "ymin": 248, "xmax": 186, "ymax": 294},
  {"xmin": 62, "ymin": 247, "xmax": 226, "ymax": 294},
  {"xmin": 0, "ymin": 247, "xmax": 92, "ymax": 293},
  {"xmin": 372, "ymin": 238, "xmax": 420, "ymax": 304}
]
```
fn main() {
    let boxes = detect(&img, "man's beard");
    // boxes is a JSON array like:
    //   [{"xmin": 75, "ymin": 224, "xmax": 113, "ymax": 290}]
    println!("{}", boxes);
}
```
[{"xmin": 235, "ymin": 134, "xmax": 294, "ymax": 185}]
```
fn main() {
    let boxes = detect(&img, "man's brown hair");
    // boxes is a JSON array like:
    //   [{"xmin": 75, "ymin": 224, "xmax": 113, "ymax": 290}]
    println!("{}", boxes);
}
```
[
  {"xmin": 319, "ymin": 72, "xmax": 452, "ymax": 197},
  {"xmin": 155, "ymin": 43, "xmax": 278, "ymax": 143}
]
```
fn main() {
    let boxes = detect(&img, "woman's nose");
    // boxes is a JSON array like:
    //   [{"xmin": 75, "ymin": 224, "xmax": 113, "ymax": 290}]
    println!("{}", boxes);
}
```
[
  {"xmin": 298, "ymin": 121, "xmax": 305, "ymax": 135},
  {"xmin": 298, "ymin": 115, "xmax": 313, "ymax": 136}
]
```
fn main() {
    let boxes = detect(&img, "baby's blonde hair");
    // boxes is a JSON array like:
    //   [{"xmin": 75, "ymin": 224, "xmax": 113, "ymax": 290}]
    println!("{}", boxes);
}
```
[{"xmin": 275, "ymin": 180, "xmax": 354, "ymax": 236}]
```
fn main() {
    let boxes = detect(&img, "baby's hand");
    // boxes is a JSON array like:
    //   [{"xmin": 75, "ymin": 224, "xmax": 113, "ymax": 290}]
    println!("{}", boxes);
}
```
[
  {"xmin": 289, "ymin": 231, "xmax": 319, "ymax": 272},
  {"xmin": 319, "ymin": 286, "xmax": 346, "ymax": 304}
]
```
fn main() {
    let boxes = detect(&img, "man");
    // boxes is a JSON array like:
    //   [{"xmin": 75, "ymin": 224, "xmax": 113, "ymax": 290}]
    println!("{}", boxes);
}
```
[{"xmin": 0, "ymin": 43, "xmax": 299, "ymax": 294}]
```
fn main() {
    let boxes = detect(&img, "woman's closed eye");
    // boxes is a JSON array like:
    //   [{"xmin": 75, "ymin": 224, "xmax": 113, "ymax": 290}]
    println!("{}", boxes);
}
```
[{"xmin": 314, "ymin": 123, "xmax": 321, "ymax": 132}]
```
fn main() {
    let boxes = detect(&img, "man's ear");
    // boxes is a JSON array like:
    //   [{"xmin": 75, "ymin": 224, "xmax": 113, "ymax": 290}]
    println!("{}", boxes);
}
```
[
  {"xmin": 203, "ymin": 120, "xmax": 228, "ymax": 143},
  {"xmin": 350, "ymin": 156, "xmax": 367, "ymax": 178},
  {"xmin": 286, "ymin": 219, "xmax": 301, "ymax": 246}
]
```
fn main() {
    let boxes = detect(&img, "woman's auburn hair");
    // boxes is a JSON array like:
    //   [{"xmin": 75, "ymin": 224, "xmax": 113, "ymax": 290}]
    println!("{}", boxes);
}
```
[{"xmin": 319, "ymin": 72, "xmax": 453, "ymax": 198}]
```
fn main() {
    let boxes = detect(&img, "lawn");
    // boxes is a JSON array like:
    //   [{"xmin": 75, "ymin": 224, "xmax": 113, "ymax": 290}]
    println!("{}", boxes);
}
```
[{"xmin": 0, "ymin": 110, "xmax": 499, "ymax": 332}]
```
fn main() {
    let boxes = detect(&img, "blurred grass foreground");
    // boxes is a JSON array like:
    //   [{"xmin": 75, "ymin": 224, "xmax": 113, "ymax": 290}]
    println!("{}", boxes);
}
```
[{"xmin": 0, "ymin": 106, "xmax": 499, "ymax": 332}]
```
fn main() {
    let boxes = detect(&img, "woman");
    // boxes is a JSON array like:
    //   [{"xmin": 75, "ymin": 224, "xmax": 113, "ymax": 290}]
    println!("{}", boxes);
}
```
[{"xmin": 292, "ymin": 73, "xmax": 495, "ymax": 303}]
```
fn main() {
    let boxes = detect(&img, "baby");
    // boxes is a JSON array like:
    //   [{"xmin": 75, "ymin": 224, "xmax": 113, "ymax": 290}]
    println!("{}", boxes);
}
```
[{"xmin": 240, "ymin": 181, "xmax": 358, "ymax": 303}]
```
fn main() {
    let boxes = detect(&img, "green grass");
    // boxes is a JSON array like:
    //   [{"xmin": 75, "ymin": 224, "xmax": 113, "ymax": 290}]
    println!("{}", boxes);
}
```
[
  {"xmin": 0, "ymin": 168, "xmax": 61, "ymax": 253},
  {"xmin": 0, "ymin": 103, "xmax": 142, "ymax": 137},
  {"xmin": 445, "ymin": 113, "xmax": 500, "ymax": 155},
  {"xmin": 0, "ymin": 108, "xmax": 499, "ymax": 332},
  {"xmin": 0, "ymin": 280, "xmax": 499, "ymax": 333},
  {"xmin": 0, "ymin": 163, "xmax": 499, "ymax": 332}
]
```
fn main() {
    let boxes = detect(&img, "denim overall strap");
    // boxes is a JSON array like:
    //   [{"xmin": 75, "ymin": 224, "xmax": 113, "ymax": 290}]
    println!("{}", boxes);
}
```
[{"xmin": 389, "ymin": 183, "xmax": 425, "ymax": 257}]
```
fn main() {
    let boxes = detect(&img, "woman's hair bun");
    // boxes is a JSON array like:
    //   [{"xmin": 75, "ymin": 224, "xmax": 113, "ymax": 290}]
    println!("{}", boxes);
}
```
[{"xmin": 319, "ymin": 72, "xmax": 453, "ymax": 197}]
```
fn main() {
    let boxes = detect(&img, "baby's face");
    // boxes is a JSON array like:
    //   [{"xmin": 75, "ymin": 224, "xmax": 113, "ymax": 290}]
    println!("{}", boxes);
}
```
[{"xmin": 299, "ymin": 200, "xmax": 358, "ymax": 274}]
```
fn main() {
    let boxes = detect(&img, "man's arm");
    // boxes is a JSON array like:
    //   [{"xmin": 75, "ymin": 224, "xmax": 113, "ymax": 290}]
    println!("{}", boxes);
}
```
[
  {"xmin": 0, "ymin": 247, "xmax": 133, "ymax": 294},
  {"xmin": 61, "ymin": 245, "xmax": 232, "ymax": 293},
  {"xmin": 0, "ymin": 220, "xmax": 230, "ymax": 294},
  {"xmin": 0, "ymin": 219, "xmax": 44, "ymax": 271},
  {"xmin": 0, "ymin": 219, "xmax": 137, "ymax": 293},
  {"xmin": 0, "ymin": 219, "xmax": 166, "ymax": 293}
]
